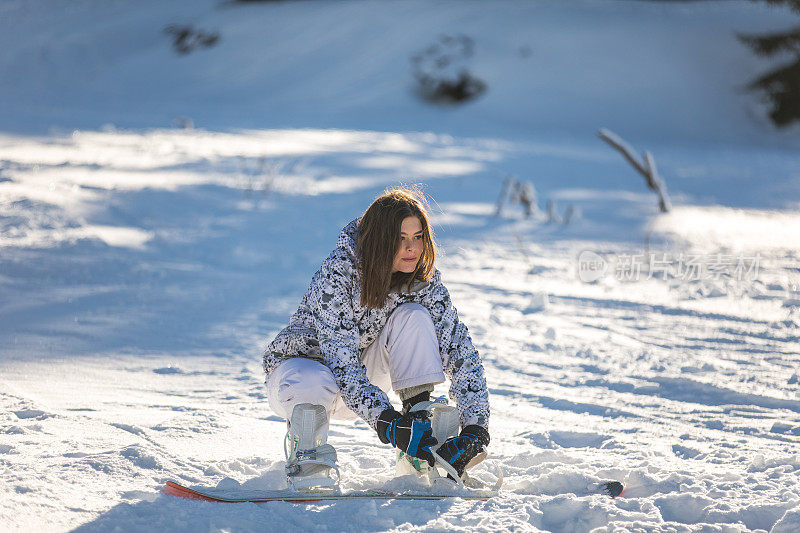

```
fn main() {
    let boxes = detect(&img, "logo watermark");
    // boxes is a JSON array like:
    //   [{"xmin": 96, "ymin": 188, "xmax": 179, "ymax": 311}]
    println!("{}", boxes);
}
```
[
  {"xmin": 577, "ymin": 250, "xmax": 608, "ymax": 283},
  {"xmin": 576, "ymin": 251, "xmax": 761, "ymax": 283}
]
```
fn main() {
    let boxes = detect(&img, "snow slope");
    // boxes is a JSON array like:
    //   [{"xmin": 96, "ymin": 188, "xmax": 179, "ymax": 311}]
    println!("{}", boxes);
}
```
[
  {"xmin": 1, "ymin": 1, "xmax": 799, "ymax": 532},
  {"xmin": 1, "ymin": 0, "xmax": 799, "ymax": 149}
]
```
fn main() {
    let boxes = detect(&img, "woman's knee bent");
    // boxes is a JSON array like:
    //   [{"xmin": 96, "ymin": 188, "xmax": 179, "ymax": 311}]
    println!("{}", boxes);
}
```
[
  {"xmin": 267, "ymin": 358, "xmax": 339, "ymax": 419},
  {"xmin": 390, "ymin": 303, "xmax": 434, "ymax": 330}
]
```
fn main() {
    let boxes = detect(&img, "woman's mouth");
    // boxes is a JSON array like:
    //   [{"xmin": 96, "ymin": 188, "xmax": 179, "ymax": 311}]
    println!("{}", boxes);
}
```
[{"xmin": 402, "ymin": 257, "xmax": 417, "ymax": 262}]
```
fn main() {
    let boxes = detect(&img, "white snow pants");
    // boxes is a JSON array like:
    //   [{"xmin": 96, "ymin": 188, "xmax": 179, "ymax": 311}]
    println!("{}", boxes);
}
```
[{"xmin": 266, "ymin": 303, "xmax": 446, "ymax": 420}]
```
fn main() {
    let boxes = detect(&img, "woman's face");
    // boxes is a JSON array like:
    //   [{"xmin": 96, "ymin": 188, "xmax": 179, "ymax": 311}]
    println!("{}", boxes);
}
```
[{"xmin": 392, "ymin": 216, "xmax": 423, "ymax": 274}]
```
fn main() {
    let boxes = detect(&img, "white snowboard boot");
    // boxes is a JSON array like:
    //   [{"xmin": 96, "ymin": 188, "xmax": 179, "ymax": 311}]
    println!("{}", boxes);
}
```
[
  {"xmin": 395, "ymin": 397, "xmax": 460, "ymax": 479},
  {"xmin": 284, "ymin": 403, "xmax": 340, "ymax": 491}
]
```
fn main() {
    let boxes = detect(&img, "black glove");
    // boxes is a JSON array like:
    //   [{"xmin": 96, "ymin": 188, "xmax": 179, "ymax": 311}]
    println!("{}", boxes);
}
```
[
  {"xmin": 376, "ymin": 408, "xmax": 438, "ymax": 467},
  {"xmin": 435, "ymin": 424, "xmax": 490, "ymax": 477}
]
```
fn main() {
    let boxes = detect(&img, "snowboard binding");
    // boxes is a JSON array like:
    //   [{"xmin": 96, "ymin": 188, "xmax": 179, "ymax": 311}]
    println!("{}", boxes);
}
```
[
  {"xmin": 396, "ymin": 397, "xmax": 488, "ymax": 488},
  {"xmin": 284, "ymin": 403, "xmax": 340, "ymax": 492}
]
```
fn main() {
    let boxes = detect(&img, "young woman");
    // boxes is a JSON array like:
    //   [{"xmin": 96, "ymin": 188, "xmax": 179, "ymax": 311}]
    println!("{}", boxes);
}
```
[{"xmin": 263, "ymin": 187, "xmax": 490, "ymax": 487}]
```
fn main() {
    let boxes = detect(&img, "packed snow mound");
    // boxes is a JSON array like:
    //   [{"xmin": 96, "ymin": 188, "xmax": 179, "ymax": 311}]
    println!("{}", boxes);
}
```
[{"xmin": 772, "ymin": 507, "xmax": 800, "ymax": 533}]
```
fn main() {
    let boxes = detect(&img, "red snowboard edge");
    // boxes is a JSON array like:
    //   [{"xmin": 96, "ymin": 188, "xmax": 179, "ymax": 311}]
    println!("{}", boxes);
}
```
[{"xmin": 162, "ymin": 481, "xmax": 329, "ymax": 503}]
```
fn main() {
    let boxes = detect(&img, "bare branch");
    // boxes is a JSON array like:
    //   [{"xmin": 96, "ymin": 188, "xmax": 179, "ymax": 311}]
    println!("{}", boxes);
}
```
[
  {"xmin": 597, "ymin": 128, "xmax": 671, "ymax": 213},
  {"xmin": 643, "ymin": 151, "xmax": 671, "ymax": 212}
]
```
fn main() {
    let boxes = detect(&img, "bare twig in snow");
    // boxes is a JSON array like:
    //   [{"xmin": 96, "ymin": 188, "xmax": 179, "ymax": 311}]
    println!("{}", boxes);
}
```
[
  {"xmin": 563, "ymin": 205, "xmax": 577, "ymax": 225},
  {"xmin": 546, "ymin": 200, "xmax": 560, "ymax": 223},
  {"xmin": 597, "ymin": 128, "xmax": 671, "ymax": 213},
  {"xmin": 495, "ymin": 178, "xmax": 574, "ymax": 225},
  {"xmin": 513, "ymin": 181, "xmax": 537, "ymax": 218},
  {"xmin": 494, "ymin": 177, "xmax": 512, "ymax": 217},
  {"xmin": 643, "ymin": 150, "xmax": 671, "ymax": 212}
]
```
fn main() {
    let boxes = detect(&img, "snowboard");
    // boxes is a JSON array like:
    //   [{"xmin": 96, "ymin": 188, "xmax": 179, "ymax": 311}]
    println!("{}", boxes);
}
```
[
  {"xmin": 162, "ymin": 481, "xmax": 497, "ymax": 503},
  {"xmin": 162, "ymin": 479, "xmax": 623, "ymax": 503}
]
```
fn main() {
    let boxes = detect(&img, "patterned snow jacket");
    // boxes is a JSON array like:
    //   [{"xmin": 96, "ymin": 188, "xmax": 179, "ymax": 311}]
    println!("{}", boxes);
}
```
[{"xmin": 263, "ymin": 218, "xmax": 490, "ymax": 432}]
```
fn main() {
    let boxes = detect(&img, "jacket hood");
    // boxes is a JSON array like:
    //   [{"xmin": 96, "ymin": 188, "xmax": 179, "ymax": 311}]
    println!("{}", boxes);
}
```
[{"xmin": 336, "ymin": 217, "xmax": 360, "ymax": 258}]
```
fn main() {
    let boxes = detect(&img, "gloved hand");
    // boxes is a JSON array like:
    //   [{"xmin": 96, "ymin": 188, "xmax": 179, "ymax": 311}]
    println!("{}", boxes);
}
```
[
  {"xmin": 434, "ymin": 424, "xmax": 490, "ymax": 477},
  {"xmin": 376, "ymin": 408, "xmax": 438, "ymax": 466}
]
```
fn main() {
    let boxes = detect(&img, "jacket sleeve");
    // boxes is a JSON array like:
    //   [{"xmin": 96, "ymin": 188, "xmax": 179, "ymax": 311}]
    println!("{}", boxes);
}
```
[
  {"xmin": 421, "ymin": 270, "xmax": 490, "ymax": 430},
  {"xmin": 307, "ymin": 252, "xmax": 393, "ymax": 429}
]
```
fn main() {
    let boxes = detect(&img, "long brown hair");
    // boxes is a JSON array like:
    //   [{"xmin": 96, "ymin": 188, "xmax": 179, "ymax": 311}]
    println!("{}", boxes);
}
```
[{"xmin": 357, "ymin": 187, "xmax": 437, "ymax": 309}]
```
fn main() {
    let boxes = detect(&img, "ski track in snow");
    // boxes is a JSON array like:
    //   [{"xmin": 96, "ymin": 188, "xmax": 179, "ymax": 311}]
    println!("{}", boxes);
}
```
[{"xmin": 0, "ymin": 127, "xmax": 798, "ymax": 533}]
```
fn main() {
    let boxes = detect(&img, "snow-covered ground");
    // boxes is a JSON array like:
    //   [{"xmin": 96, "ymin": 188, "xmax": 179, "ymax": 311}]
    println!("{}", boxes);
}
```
[{"xmin": 1, "ymin": 1, "xmax": 799, "ymax": 532}]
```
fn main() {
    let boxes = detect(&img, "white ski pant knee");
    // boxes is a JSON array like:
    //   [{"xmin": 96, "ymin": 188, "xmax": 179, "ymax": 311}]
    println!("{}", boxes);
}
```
[{"xmin": 267, "ymin": 302, "xmax": 446, "ymax": 420}]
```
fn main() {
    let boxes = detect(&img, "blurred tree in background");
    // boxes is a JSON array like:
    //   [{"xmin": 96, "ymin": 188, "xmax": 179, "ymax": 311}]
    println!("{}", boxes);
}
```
[
  {"xmin": 739, "ymin": 0, "xmax": 800, "ymax": 127},
  {"xmin": 411, "ymin": 35, "xmax": 486, "ymax": 105}
]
